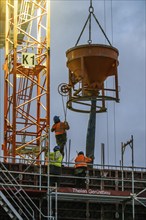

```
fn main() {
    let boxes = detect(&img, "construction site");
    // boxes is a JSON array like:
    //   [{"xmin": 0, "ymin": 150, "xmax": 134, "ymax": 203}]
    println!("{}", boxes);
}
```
[{"xmin": 0, "ymin": 0, "xmax": 146, "ymax": 219}]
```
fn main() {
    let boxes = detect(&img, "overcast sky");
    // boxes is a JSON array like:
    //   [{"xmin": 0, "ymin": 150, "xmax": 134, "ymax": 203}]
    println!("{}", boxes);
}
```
[
  {"xmin": 50, "ymin": 0, "xmax": 146, "ymax": 167},
  {"xmin": 0, "ymin": 0, "xmax": 145, "ymax": 168}
]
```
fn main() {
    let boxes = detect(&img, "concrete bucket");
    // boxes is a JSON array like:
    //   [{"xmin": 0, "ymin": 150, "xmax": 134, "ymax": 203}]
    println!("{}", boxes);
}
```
[{"xmin": 66, "ymin": 44, "xmax": 119, "ymax": 90}]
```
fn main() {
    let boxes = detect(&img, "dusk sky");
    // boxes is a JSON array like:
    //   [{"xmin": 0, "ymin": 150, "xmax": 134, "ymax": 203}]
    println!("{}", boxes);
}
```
[
  {"xmin": 0, "ymin": 0, "xmax": 145, "ymax": 168},
  {"xmin": 50, "ymin": 0, "xmax": 146, "ymax": 167}
]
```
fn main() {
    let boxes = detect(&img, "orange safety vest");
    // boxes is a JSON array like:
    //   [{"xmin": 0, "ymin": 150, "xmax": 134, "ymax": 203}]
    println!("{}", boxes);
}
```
[
  {"xmin": 74, "ymin": 154, "xmax": 92, "ymax": 168},
  {"xmin": 51, "ymin": 122, "xmax": 69, "ymax": 136}
]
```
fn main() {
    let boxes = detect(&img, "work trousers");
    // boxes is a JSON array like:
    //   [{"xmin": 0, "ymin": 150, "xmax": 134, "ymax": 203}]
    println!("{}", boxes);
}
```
[
  {"xmin": 74, "ymin": 167, "xmax": 87, "ymax": 188},
  {"xmin": 55, "ymin": 133, "xmax": 67, "ymax": 157},
  {"xmin": 49, "ymin": 165, "xmax": 62, "ymax": 187}
]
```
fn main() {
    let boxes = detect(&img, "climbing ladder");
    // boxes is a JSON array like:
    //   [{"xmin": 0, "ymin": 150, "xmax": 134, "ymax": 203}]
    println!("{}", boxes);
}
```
[
  {"xmin": 0, "ymin": 162, "xmax": 55, "ymax": 219},
  {"xmin": 0, "ymin": 191, "xmax": 23, "ymax": 220}
]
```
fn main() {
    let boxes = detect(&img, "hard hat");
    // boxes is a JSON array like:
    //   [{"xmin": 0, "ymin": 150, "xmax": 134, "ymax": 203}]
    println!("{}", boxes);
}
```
[
  {"xmin": 53, "ymin": 115, "xmax": 60, "ymax": 123},
  {"xmin": 78, "ymin": 151, "xmax": 84, "ymax": 155},
  {"xmin": 53, "ymin": 146, "xmax": 60, "ymax": 152}
]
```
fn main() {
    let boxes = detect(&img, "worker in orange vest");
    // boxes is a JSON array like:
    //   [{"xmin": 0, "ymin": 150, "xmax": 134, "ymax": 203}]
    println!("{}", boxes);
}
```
[
  {"xmin": 74, "ymin": 151, "xmax": 92, "ymax": 188},
  {"xmin": 51, "ymin": 116, "xmax": 70, "ymax": 157}
]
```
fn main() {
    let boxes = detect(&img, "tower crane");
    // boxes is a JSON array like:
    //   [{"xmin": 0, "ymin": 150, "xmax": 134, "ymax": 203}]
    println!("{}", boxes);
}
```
[{"xmin": 1, "ymin": 0, "xmax": 50, "ymax": 163}]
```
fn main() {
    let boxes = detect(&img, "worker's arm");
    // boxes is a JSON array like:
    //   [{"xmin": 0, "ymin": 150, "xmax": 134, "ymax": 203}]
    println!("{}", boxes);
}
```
[
  {"xmin": 85, "ymin": 157, "xmax": 92, "ymax": 163},
  {"xmin": 49, "ymin": 152, "xmax": 54, "ymax": 163},
  {"xmin": 55, "ymin": 151, "xmax": 63, "ymax": 162},
  {"xmin": 51, "ymin": 124, "xmax": 55, "ymax": 132}
]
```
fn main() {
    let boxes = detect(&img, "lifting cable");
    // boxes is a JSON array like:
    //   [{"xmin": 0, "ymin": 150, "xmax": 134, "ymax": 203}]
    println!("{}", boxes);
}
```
[
  {"xmin": 104, "ymin": 0, "xmax": 117, "ymax": 165},
  {"xmin": 61, "ymin": 95, "xmax": 69, "ymax": 164},
  {"xmin": 61, "ymin": 95, "xmax": 68, "ymax": 122},
  {"xmin": 110, "ymin": 0, "xmax": 117, "ymax": 166},
  {"xmin": 58, "ymin": 83, "xmax": 69, "ymax": 122},
  {"xmin": 75, "ymin": 0, "xmax": 112, "ymax": 46},
  {"xmin": 109, "ymin": 0, "xmax": 117, "ymax": 165},
  {"xmin": 103, "ymin": 0, "xmax": 109, "ymax": 165}
]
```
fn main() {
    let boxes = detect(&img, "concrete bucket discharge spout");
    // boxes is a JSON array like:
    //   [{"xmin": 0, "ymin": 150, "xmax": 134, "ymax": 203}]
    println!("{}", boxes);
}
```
[{"xmin": 64, "ymin": 43, "xmax": 119, "ymax": 113}]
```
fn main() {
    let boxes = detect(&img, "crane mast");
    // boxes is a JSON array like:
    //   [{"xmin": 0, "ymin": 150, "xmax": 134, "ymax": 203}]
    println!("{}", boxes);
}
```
[{"xmin": 2, "ymin": 0, "xmax": 50, "ymax": 163}]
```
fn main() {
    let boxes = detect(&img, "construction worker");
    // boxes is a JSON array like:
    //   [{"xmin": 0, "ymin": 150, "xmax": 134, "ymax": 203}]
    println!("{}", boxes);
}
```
[
  {"xmin": 49, "ymin": 145, "xmax": 63, "ymax": 187},
  {"xmin": 74, "ymin": 151, "xmax": 92, "ymax": 188},
  {"xmin": 51, "ymin": 115, "xmax": 70, "ymax": 157}
]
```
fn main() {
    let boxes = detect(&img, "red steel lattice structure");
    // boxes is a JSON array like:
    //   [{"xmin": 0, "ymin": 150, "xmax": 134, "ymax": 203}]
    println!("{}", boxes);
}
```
[{"xmin": 2, "ymin": 0, "xmax": 50, "ymax": 163}]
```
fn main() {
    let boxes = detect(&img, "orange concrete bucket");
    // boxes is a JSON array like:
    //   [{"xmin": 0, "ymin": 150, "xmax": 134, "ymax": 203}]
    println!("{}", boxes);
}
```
[{"xmin": 66, "ymin": 44, "xmax": 119, "ymax": 89}]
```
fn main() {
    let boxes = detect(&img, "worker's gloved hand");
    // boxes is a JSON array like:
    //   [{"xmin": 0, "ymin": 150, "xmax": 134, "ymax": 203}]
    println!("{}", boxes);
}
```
[
  {"xmin": 88, "ymin": 154, "xmax": 94, "ymax": 160},
  {"xmin": 64, "ymin": 121, "xmax": 70, "ymax": 130},
  {"xmin": 91, "ymin": 156, "xmax": 95, "ymax": 160}
]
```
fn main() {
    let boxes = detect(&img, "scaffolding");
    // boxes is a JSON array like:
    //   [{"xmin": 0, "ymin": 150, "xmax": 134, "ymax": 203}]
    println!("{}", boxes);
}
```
[{"xmin": 0, "ymin": 151, "xmax": 146, "ymax": 219}]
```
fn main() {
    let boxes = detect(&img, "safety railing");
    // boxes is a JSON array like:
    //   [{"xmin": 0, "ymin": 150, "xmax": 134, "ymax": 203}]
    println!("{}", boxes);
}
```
[
  {"xmin": 0, "ymin": 158, "xmax": 146, "ymax": 193},
  {"xmin": 0, "ymin": 161, "xmax": 56, "ymax": 220},
  {"xmin": 0, "ymin": 156, "xmax": 146, "ymax": 220}
]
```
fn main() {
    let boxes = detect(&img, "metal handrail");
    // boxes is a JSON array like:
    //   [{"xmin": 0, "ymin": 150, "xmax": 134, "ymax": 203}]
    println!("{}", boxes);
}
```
[
  {"xmin": 0, "ymin": 162, "xmax": 35, "ymax": 219},
  {"xmin": 0, "ymin": 183, "xmax": 30, "ymax": 220},
  {"xmin": 0, "ymin": 155, "xmax": 146, "ymax": 220},
  {"xmin": 1, "ymin": 169, "xmax": 145, "ymax": 191},
  {"xmin": 0, "ymin": 162, "xmax": 55, "ymax": 219},
  {"xmin": 1, "ymin": 154, "xmax": 146, "ymax": 172},
  {"xmin": 0, "ymin": 161, "xmax": 146, "ymax": 189}
]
